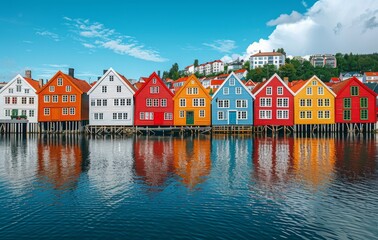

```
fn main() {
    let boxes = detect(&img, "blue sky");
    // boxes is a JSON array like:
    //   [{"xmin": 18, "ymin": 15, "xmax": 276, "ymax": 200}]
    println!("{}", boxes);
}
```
[{"xmin": 0, "ymin": 0, "xmax": 377, "ymax": 82}]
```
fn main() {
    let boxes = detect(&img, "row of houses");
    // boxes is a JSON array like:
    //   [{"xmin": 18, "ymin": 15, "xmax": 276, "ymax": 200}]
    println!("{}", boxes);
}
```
[
  {"xmin": 0, "ymin": 68, "xmax": 377, "ymax": 133},
  {"xmin": 184, "ymin": 60, "xmax": 225, "ymax": 76}
]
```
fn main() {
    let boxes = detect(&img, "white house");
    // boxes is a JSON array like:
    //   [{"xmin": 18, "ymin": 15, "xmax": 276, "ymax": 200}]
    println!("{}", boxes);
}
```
[
  {"xmin": 184, "ymin": 65, "xmax": 195, "ymax": 75},
  {"xmin": 0, "ymin": 71, "xmax": 41, "ymax": 132},
  {"xmin": 87, "ymin": 68, "xmax": 136, "ymax": 126},
  {"xmin": 249, "ymin": 51, "xmax": 285, "ymax": 69},
  {"xmin": 212, "ymin": 60, "xmax": 224, "ymax": 74}
]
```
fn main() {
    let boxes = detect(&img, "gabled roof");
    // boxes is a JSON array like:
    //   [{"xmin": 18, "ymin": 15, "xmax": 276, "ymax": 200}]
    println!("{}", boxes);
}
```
[
  {"xmin": 0, "ymin": 74, "xmax": 41, "ymax": 94},
  {"xmin": 87, "ymin": 67, "xmax": 135, "ymax": 95},
  {"xmin": 290, "ymin": 80, "xmax": 307, "ymax": 93},
  {"xmin": 175, "ymin": 77, "xmax": 188, "ymax": 83},
  {"xmin": 292, "ymin": 75, "xmax": 336, "ymax": 97},
  {"xmin": 173, "ymin": 75, "xmax": 211, "ymax": 100},
  {"xmin": 332, "ymin": 77, "xmax": 377, "ymax": 97},
  {"xmin": 24, "ymin": 77, "xmax": 41, "ymax": 91},
  {"xmin": 37, "ymin": 71, "xmax": 91, "ymax": 94},
  {"xmin": 212, "ymin": 72, "xmax": 255, "ymax": 99},
  {"xmin": 245, "ymin": 79, "xmax": 256, "ymax": 86},
  {"xmin": 364, "ymin": 82, "xmax": 378, "ymax": 94},
  {"xmin": 235, "ymin": 69, "xmax": 247, "ymax": 73},
  {"xmin": 210, "ymin": 79, "xmax": 224, "ymax": 86},
  {"xmin": 134, "ymin": 72, "xmax": 174, "ymax": 97},
  {"xmin": 133, "ymin": 82, "xmax": 144, "ymax": 90},
  {"xmin": 252, "ymin": 73, "xmax": 295, "ymax": 96},
  {"xmin": 365, "ymin": 72, "xmax": 378, "ymax": 77},
  {"xmin": 330, "ymin": 77, "xmax": 341, "ymax": 83}
]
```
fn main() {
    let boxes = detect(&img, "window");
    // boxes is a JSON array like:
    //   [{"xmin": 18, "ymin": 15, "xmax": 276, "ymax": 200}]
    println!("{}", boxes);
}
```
[
  {"xmin": 161, "ymin": 99, "xmax": 167, "ymax": 107},
  {"xmin": 44, "ymin": 95, "xmax": 50, "ymax": 103},
  {"xmin": 318, "ymin": 111, "xmax": 324, "ymax": 119},
  {"xmin": 193, "ymin": 98, "xmax": 205, "ymax": 107},
  {"xmin": 223, "ymin": 87, "xmax": 229, "ymax": 95},
  {"xmin": 126, "ymin": 99, "xmax": 131, "ymax": 106},
  {"xmin": 300, "ymin": 99, "xmax": 305, "ymax": 107},
  {"xmin": 351, "ymin": 86, "xmax": 359, "ymax": 96},
  {"xmin": 5, "ymin": 97, "xmax": 10, "ymax": 104},
  {"xmin": 235, "ymin": 87, "xmax": 242, "ymax": 94},
  {"xmin": 70, "ymin": 108, "xmax": 75, "ymax": 115},
  {"xmin": 140, "ymin": 112, "xmax": 145, "ymax": 120},
  {"xmin": 229, "ymin": 78, "xmax": 235, "ymax": 86},
  {"xmin": 29, "ymin": 110, "xmax": 34, "ymax": 117},
  {"xmin": 91, "ymin": 99, "xmax": 95, "ymax": 106},
  {"xmin": 112, "ymin": 113, "xmax": 117, "ymax": 120},
  {"xmin": 237, "ymin": 111, "xmax": 247, "ymax": 120},
  {"xmin": 123, "ymin": 113, "xmax": 128, "ymax": 120},
  {"xmin": 66, "ymin": 86, "xmax": 71, "ymax": 92},
  {"xmin": 343, "ymin": 110, "xmax": 351, "ymax": 120},
  {"xmin": 17, "ymin": 78, "xmax": 21, "ymax": 84},
  {"xmin": 114, "ymin": 99, "xmax": 119, "ymax": 106},
  {"xmin": 117, "ymin": 86, "xmax": 121, "ymax": 92},
  {"xmin": 24, "ymin": 89, "xmax": 29, "ymax": 94},
  {"xmin": 324, "ymin": 99, "xmax": 330, "ymax": 106},
  {"xmin": 179, "ymin": 110, "xmax": 184, "ymax": 118},
  {"xmin": 120, "ymin": 99, "xmax": 126, "ymax": 106},
  {"xmin": 218, "ymin": 100, "xmax": 230, "ymax": 108},
  {"xmin": 259, "ymin": 110, "xmax": 272, "ymax": 119},
  {"xmin": 12, "ymin": 97, "xmax": 17, "ymax": 104},
  {"xmin": 312, "ymin": 80, "xmax": 317, "ymax": 85},
  {"xmin": 306, "ymin": 111, "xmax": 312, "ymax": 119},
  {"xmin": 97, "ymin": 99, "xmax": 102, "ymax": 106},
  {"xmin": 44, "ymin": 108, "xmax": 50, "ymax": 116},
  {"xmin": 164, "ymin": 113, "xmax": 173, "ymax": 120},
  {"xmin": 62, "ymin": 108, "xmax": 68, "ymax": 115},
  {"xmin": 266, "ymin": 87, "xmax": 272, "ymax": 95},
  {"xmin": 318, "ymin": 99, "xmax": 323, "ymax": 107},
  {"xmin": 217, "ymin": 111, "xmax": 224, "ymax": 120},
  {"xmin": 179, "ymin": 98, "xmax": 186, "ymax": 107},
  {"xmin": 150, "ymin": 86, "xmax": 159, "ymax": 93},
  {"xmin": 16, "ymin": 85, "xmax": 21, "ymax": 92},
  {"xmin": 29, "ymin": 97, "xmax": 34, "ymax": 105},
  {"xmin": 325, "ymin": 110, "xmax": 330, "ymax": 119},
  {"xmin": 199, "ymin": 110, "xmax": 205, "ymax": 118},
  {"xmin": 103, "ymin": 99, "xmax": 108, "ymax": 106},
  {"xmin": 300, "ymin": 111, "xmax": 305, "ymax": 119},
  {"xmin": 146, "ymin": 99, "xmax": 152, "ymax": 107},
  {"xmin": 360, "ymin": 109, "xmax": 368, "ymax": 120},
  {"xmin": 62, "ymin": 95, "xmax": 68, "ymax": 102},
  {"xmin": 21, "ymin": 110, "xmax": 26, "ymax": 116},
  {"xmin": 187, "ymin": 87, "xmax": 198, "ymax": 95},
  {"xmin": 306, "ymin": 87, "xmax": 312, "ymax": 95},
  {"xmin": 360, "ymin": 98, "xmax": 368, "ymax": 108},
  {"xmin": 277, "ymin": 98, "xmax": 288, "ymax": 107},
  {"xmin": 236, "ymin": 100, "xmax": 247, "ymax": 108},
  {"xmin": 109, "ymin": 76, "xmax": 114, "ymax": 81},
  {"xmin": 318, "ymin": 87, "xmax": 324, "ymax": 95},
  {"xmin": 343, "ymin": 98, "xmax": 351, "ymax": 108},
  {"xmin": 102, "ymin": 86, "xmax": 107, "ymax": 93},
  {"xmin": 9, "ymin": 88, "xmax": 13, "ymax": 93},
  {"xmin": 94, "ymin": 113, "xmax": 99, "ymax": 120},
  {"xmin": 277, "ymin": 110, "xmax": 289, "ymax": 119},
  {"xmin": 52, "ymin": 95, "xmax": 58, "ymax": 103},
  {"xmin": 21, "ymin": 97, "xmax": 27, "ymax": 104},
  {"xmin": 152, "ymin": 78, "xmax": 157, "ymax": 84},
  {"xmin": 57, "ymin": 78, "xmax": 63, "ymax": 86},
  {"xmin": 277, "ymin": 87, "xmax": 283, "ymax": 95},
  {"xmin": 153, "ymin": 99, "xmax": 159, "ymax": 107},
  {"xmin": 306, "ymin": 99, "xmax": 312, "ymax": 107},
  {"xmin": 49, "ymin": 86, "xmax": 55, "ymax": 92},
  {"xmin": 5, "ymin": 109, "xmax": 10, "ymax": 117},
  {"xmin": 70, "ymin": 95, "xmax": 76, "ymax": 102},
  {"xmin": 260, "ymin": 98, "xmax": 272, "ymax": 107}
]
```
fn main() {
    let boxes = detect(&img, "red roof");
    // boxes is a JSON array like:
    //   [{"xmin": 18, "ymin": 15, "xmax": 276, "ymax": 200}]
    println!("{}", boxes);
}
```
[
  {"xmin": 117, "ymin": 72, "xmax": 137, "ymax": 92},
  {"xmin": 245, "ymin": 80, "xmax": 256, "ymax": 86},
  {"xmin": 185, "ymin": 65, "xmax": 194, "ymax": 69},
  {"xmin": 211, "ymin": 79, "xmax": 224, "ymax": 86},
  {"xmin": 251, "ymin": 82, "xmax": 265, "ymax": 94},
  {"xmin": 251, "ymin": 52, "xmax": 283, "ymax": 57},
  {"xmin": 133, "ymin": 82, "xmax": 144, "ymax": 90},
  {"xmin": 24, "ymin": 77, "xmax": 41, "ymax": 91},
  {"xmin": 365, "ymin": 72, "xmax": 378, "ymax": 77},
  {"xmin": 290, "ymin": 80, "xmax": 307, "ymax": 93},
  {"xmin": 235, "ymin": 69, "xmax": 247, "ymax": 73},
  {"xmin": 63, "ymin": 73, "xmax": 91, "ymax": 93},
  {"xmin": 175, "ymin": 77, "xmax": 188, "ymax": 83},
  {"xmin": 330, "ymin": 77, "xmax": 341, "ymax": 83}
]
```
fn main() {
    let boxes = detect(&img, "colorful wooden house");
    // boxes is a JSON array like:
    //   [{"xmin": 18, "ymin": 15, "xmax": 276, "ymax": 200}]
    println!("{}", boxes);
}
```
[
  {"xmin": 37, "ymin": 68, "xmax": 91, "ymax": 132},
  {"xmin": 252, "ymin": 73, "xmax": 295, "ymax": 127},
  {"xmin": 291, "ymin": 75, "xmax": 335, "ymax": 125},
  {"xmin": 134, "ymin": 72, "xmax": 174, "ymax": 126},
  {"xmin": 211, "ymin": 72, "xmax": 254, "ymax": 125},
  {"xmin": 173, "ymin": 75, "xmax": 211, "ymax": 126},
  {"xmin": 0, "ymin": 70, "xmax": 41, "ymax": 132},
  {"xmin": 87, "ymin": 68, "xmax": 136, "ymax": 126},
  {"xmin": 332, "ymin": 76, "xmax": 377, "ymax": 125}
]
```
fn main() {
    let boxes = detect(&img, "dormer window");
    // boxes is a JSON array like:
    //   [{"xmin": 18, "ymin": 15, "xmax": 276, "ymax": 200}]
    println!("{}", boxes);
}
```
[
  {"xmin": 57, "ymin": 78, "xmax": 63, "ymax": 86},
  {"xmin": 49, "ymin": 86, "xmax": 55, "ymax": 92},
  {"xmin": 109, "ymin": 76, "xmax": 114, "ymax": 81},
  {"xmin": 152, "ymin": 78, "xmax": 156, "ymax": 84},
  {"xmin": 66, "ymin": 86, "xmax": 71, "ymax": 92},
  {"xmin": 17, "ymin": 78, "xmax": 21, "ymax": 84}
]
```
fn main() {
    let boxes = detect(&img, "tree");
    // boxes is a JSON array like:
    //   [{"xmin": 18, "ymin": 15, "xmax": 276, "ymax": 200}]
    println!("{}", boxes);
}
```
[
  {"xmin": 279, "ymin": 63, "xmax": 296, "ymax": 81},
  {"xmin": 243, "ymin": 61, "xmax": 250, "ymax": 70},
  {"xmin": 194, "ymin": 59, "xmax": 199, "ymax": 67},
  {"xmin": 276, "ymin": 48, "xmax": 286, "ymax": 56}
]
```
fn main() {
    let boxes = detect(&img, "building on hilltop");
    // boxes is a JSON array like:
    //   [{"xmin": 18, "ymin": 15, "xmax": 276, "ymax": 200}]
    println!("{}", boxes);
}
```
[
  {"xmin": 363, "ymin": 72, "xmax": 378, "ymax": 83},
  {"xmin": 249, "ymin": 50, "xmax": 285, "ymax": 70},
  {"xmin": 309, "ymin": 54, "xmax": 337, "ymax": 68},
  {"xmin": 184, "ymin": 60, "xmax": 224, "ymax": 76}
]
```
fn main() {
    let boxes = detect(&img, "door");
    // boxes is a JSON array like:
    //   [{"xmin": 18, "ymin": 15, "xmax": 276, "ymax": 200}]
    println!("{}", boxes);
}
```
[
  {"xmin": 154, "ymin": 112, "xmax": 164, "ymax": 125},
  {"xmin": 228, "ymin": 111, "xmax": 237, "ymax": 125},
  {"xmin": 186, "ymin": 111, "xmax": 194, "ymax": 125},
  {"xmin": 52, "ymin": 108, "xmax": 60, "ymax": 121}
]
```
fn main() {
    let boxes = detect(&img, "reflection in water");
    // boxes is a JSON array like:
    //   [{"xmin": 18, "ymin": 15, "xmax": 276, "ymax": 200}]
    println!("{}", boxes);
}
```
[
  {"xmin": 292, "ymin": 137, "xmax": 336, "ymax": 189},
  {"xmin": 134, "ymin": 136, "xmax": 174, "ymax": 188},
  {"xmin": 37, "ymin": 135, "xmax": 89, "ymax": 190},
  {"xmin": 173, "ymin": 136, "xmax": 211, "ymax": 189}
]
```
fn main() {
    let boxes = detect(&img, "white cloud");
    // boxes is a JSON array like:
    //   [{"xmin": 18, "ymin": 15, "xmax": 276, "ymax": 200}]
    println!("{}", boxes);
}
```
[
  {"xmin": 64, "ymin": 17, "xmax": 167, "ymax": 62},
  {"xmin": 267, "ymin": 11, "xmax": 303, "ymax": 26},
  {"xmin": 36, "ymin": 30, "xmax": 60, "ymax": 41},
  {"xmin": 302, "ymin": 0, "xmax": 308, "ymax": 8},
  {"xmin": 203, "ymin": 40, "xmax": 237, "ymax": 53},
  {"xmin": 244, "ymin": 0, "xmax": 378, "ymax": 57},
  {"xmin": 221, "ymin": 54, "xmax": 242, "ymax": 63},
  {"xmin": 43, "ymin": 64, "xmax": 69, "ymax": 68}
]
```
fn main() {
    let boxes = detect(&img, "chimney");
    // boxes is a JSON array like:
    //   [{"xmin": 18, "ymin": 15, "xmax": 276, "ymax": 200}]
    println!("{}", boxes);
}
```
[
  {"xmin": 25, "ymin": 70, "xmax": 32, "ymax": 79},
  {"xmin": 259, "ymin": 50, "xmax": 261, "ymax": 53},
  {"xmin": 273, "ymin": 49, "xmax": 276, "ymax": 52},
  {"xmin": 262, "ymin": 78, "xmax": 267, "ymax": 82},
  {"xmin": 158, "ymin": 70, "xmax": 161, "ymax": 78},
  {"xmin": 97, "ymin": 76, "xmax": 101, "ymax": 80},
  {"xmin": 284, "ymin": 77, "xmax": 289, "ymax": 85},
  {"xmin": 39, "ymin": 79, "xmax": 44, "ymax": 88},
  {"xmin": 68, "ymin": 68, "xmax": 74, "ymax": 78},
  {"xmin": 103, "ymin": 69, "xmax": 107, "ymax": 74}
]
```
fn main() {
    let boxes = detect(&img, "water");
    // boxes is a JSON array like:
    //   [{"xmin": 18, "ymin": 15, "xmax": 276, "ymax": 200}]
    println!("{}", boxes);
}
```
[{"xmin": 0, "ymin": 134, "xmax": 377, "ymax": 239}]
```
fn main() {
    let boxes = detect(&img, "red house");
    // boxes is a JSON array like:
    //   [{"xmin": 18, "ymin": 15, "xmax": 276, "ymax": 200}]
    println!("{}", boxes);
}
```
[
  {"xmin": 134, "ymin": 72, "xmax": 174, "ymax": 126},
  {"xmin": 252, "ymin": 73, "xmax": 295, "ymax": 126},
  {"xmin": 332, "ymin": 77, "xmax": 377, "ymax": 123}
]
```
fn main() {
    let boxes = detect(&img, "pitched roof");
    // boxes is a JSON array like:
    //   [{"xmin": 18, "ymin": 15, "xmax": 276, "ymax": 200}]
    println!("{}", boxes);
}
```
[
  {"xmin": 212, "ymin": 72, "xmax": 254, "ymax": 99},
  {"xmin": 210, "ymin": 79, "xmax": 224, "ymax": 86},
  {"xmin": 235, "ymin": 69, "xmax": 247, "ymax": 73},
  {"xmin": 133, "ymin": 82, "xmax": 144, "ymax": 90},
  {"xmin": 251, "ymin": 51, "xmax": 284, "ymax": 57},
  {"xmin": 252, "ymin": 73, "xmax": 295, "ymax": 96},
  {"xmin": 117, "ymin": 72, "xmax": 137, "ymax": 92},
  {"xmin": 251, "ymin": 81, "xmax": 265, "ymax": 94},
  {"xmin": 173, "ymin": 75, "xmax": 211, "ymax": 100},
  {"xmin": 290, "ymin": 80, "xmax": 307, "ymax": 93},
  {"xmin": 245, "ymin": 80, "xmax": 256, "ymax": 86},
  {"xmin": 365, "ymin": 72, "xmax": 378, "ymax": 77},
  {"xmin": 330, "ymin": 79, "xmax": 350, "ymax": 94},
  {"xmin": 24, "ymin": 77, "xmax": 41, "ymax": 91},
  {"xmin": 134, "ymin": 72, "xmax": 174, "ymax": 97},
  {"xmin": 175, "ymin": 77, "xmax": 188, "ymax": 83},
  {"xmin": 332, "ymin": 77, "xmax": 377, "ymax": 96}
]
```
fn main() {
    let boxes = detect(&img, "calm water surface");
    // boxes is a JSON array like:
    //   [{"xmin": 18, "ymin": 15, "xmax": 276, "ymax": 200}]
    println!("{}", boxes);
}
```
[{"xmin": 0, "ymin": 134, "xmax": 377, "ymax": 239}]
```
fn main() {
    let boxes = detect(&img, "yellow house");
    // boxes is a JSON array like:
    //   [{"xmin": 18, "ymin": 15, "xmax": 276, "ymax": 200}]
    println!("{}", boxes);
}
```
[
  {"xmin": 291, "ymin": 75, "xmax": 336, "ymax": 125},
  {"xmin": 173, "ymin": 75, "xmax": 212, "ymax": 126}
]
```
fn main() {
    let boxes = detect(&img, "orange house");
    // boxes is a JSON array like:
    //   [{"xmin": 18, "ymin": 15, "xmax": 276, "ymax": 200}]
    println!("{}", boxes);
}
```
[{"xmin": 37, "ymin": 68, "xmax": 91, "ymax": 132}]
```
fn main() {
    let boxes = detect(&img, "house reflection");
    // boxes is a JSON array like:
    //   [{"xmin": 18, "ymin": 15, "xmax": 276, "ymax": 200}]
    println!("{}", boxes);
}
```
[
  {"xmin": 37, "ymin": 135, "xmax": 89, "ymax": 190},
  {"xmin": 173, "ymin": 136, "xmax": 211, "ymax": 189},
  {"xmin": 292, "ymin": 137, "xmax": 336, "ymax": 189},
  {"xmin": 134, "ymin": 136, "xmax": 174, "ymax": 187},
  {"xmin": 252, "ymin": 137, "xmax": 294, "ymax": 185}
]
